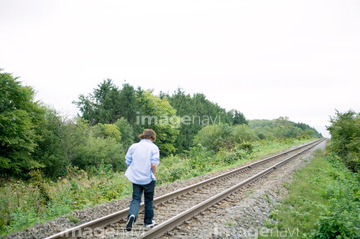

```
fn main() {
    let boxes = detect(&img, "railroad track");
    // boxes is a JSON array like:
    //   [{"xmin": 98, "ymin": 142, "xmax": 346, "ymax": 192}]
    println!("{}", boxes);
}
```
[{"xmin": 45, "ymin": 139, "xmax": 325, "ymax": 239}]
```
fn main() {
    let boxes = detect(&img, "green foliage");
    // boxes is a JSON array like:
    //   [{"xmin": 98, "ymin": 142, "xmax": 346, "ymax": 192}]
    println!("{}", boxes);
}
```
[
  {"xmin": 327, "ymin": 109, "xmax": 360, "ymax": 172},
  {"xmin": 71, "ymin": 121, "xmax": 126, "ymax": 171},
  {"xmin": 193, "ymin": 123, "xmax": 233, "ymax": 152},
  {"xmin": 249, "ymin": 117, "xmax": 322, "ymax": 140},
  {"xmin": 32, "ymin": 108, "xmax": 69, "ymax": 178},
  {"xmin": 35, "ymin": 115, "xmax": 127, "ymax": 177},
  {"xmin": 1, "ymin": 138, "xmax": 313, "ymax": 236},
  {"xmin": 163, "ymin": 88, "xmax": 245, "ymax": 152},
  {"xmin": 310, "ymin": 154, "xmax": 360, "ymax": 238},
  {"xmin": 155, "ymin": 155, "xmax": 184, "ymax": 184},
  {"xmin": 114, "ymin": 117, "xmax": 134, "ymax": 150},
  {"xmin": 73, "ymin": 79, "xmax": 122, "ymax": 125},
  {"xmin": 162, "ymin": 88, "xmax": 200, "ymax": 152},
  {"xmin": 187, "ymin": 144, "xmax": 215, "ymax": 169},
  {"xmin": 232, "ymin": 124, "xmax": 258, "ymax": 143},
  {"xmin": 66, "ymin": 215, "xmax": 79, "ymax": 224},
  {"xmin": 273, "ymin": 117, "xmax": 302, "ymax": 138},
  {"xmin": 92, "ymin": 123, "xmax": 122, "ymax": 141},
  {"xmin": 72, "ymin": 136, "xmax": 124, "ymax": 171},
  {"xmin": 74, "ymin": 81, "xmax": 180, "ymax": 155},
  {"xmin": 117, "ymin": 83, "xmax": 138, "ymax": 126},
  {"xmin": 0, "ymin": 166, "xmax": 131, "ymax": 236},
  {"xmin": 229, "ymin": 109, "xmax": 248, "ymax": 125},
  {"xmin": 73, "ymin": 80, "xmax": 138, "ymax": 126},
  {"xmin": 136, "ymin": 90, "xmax": 179, "ymax": 155},
  {"xmin": 59, "ymin": 118, "xmax": 90, "ymax": 163},
  {"xmin": 0, "ymin": 70, "xmax": 46, "ymax": 178},
  {"xmin": 216, "ymin": 147, "xmax": 248, "ymax": 165},
  {"xmin": 192, "ymin": 121, "xmax": 314, "ymax": 156},
  {"xmin": 261, "ymin": 150, "xmax": 360, "ymax": 239},
  {"xmin": 261, "ymin": 151, "xmax": 330, "ymax": 238}
]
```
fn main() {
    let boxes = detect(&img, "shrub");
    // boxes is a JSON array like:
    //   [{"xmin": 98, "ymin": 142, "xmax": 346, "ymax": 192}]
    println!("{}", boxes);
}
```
[
  {"xmin": 114, "ymin": 117, "xmax": 134, "ymax": 150},
  {"xmin": 310, "ymin": 155, "xmax": 360, "ymax": 238},
  {"xmin": 187, "ymin": 144, "xmax": 215, "ymax": 169},
  {"xmin": 72, "ymin": 136, "xmax": 126, "ymax": 172},
  {"xmin": 231, "ymin": 124, "xmax": 258, "ymax": 143},
  {"xmin": 193, "ymin": 123, "xmax": 233, "ymax": 152},
  {"xmin": 327, "ymin": 110, "xmax": 360, "ymax": 172}
]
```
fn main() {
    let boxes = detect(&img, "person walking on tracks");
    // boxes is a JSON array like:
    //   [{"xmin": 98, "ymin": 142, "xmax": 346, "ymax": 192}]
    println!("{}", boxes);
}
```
[{"xmin": 125, "ymin": 129, "xmax": 160, "ymax": 231}]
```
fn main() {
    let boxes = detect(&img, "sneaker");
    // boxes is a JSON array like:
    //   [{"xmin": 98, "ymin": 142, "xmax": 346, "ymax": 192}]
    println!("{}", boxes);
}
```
[
  {"xmin": 126, "ymin": 215, "xmax": 135, "ymax": 231},
  {"xmin": 144, "ymin": 220, "xmax": 156, "ymax": 228}
]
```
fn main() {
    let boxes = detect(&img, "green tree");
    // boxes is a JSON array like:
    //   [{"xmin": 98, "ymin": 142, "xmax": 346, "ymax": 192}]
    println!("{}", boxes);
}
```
[
  {"xmin": 66, "ymin": 119, "xmax": 126, "ymax": 171},
  {"xmin": 114, "ymin": 117, "xmax": 134, "ymax": 150},
  {"xmin": 327, "ymin": 110, "xmax": 360, "ymax": 172},
  {"xmin": 249, "ymin": 118, "xmax": 322, "ymax": 140},
  {"xmin": 58, "ymin": 118, "xmax": 90, "ymax": 166},
  {"xmin": 74, "ymin": 79, "xmax": 122, "ymax": 125},
  {"xmin": 193, "ymin": 123, "xmax": 233, "ymax": 152},
  {"xmin": 92, "ymin": 123, "xmax": 122, "ymax": 141},
  {"xmin": 0, "ymin": 71, "xmax": 46, "ymax": 177},
  {"xmin": 74, "ymin": 80, "xmax": 138, "ymax": 126},
  {"xmin": 232, "ymin": 124, "xmax": 258, "ymax": 143},
  {"xmin": 295, "ymin": 122, "xmax": 322, "ymax": 138},
  {"xmin": 229, "ymin": 109, "xmax": 248, "ymax": 125},
  {"xmin": 32, "ymin": 108, "xmax": 70, "ymax": 178},
  {"xmin": 117, "ymin": 83, "xmax": 138, "ymax": 126},
  {"xmin": 136, "ymin": 90, "xmax": 179, "ymax": 155},
  {"xmin": 164, "ymin": 88, "xmax": 199, "ymax": 152},
  {"xmin": 165, "ymin": 88, "xmax": 235, "ymax": 152}
]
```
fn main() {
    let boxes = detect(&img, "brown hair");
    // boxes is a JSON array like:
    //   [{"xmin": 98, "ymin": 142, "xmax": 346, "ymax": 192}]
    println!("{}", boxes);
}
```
[{"xmin": 139, "ymin": 129, "xmax": 156, "ymax": 141}]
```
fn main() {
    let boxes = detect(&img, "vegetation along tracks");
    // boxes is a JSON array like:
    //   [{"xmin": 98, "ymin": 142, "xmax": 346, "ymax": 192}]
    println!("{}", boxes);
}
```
[{"xmin": 45, "ymin": 139, "xmax": 325, "ymax": 239}]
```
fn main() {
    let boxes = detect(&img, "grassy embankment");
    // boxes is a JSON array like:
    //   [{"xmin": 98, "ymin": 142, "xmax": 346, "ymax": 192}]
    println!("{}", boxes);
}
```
[
  {"xmin": 260, "ymin": 149, "xmax": 360, "ymax": 238},
  {"xmin": 0, "ymin": 138, "xmax": 315, "ymax": 237}
]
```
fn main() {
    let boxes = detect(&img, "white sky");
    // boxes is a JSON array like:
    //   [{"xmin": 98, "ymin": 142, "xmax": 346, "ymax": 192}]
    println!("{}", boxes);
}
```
[{"xmin": 1, "ymin": 0, "xmax": 360, "ymax": 138}]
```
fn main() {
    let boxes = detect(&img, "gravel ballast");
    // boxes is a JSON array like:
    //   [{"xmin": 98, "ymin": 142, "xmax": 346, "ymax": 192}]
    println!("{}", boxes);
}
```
[{"xmin": 164, "ymin": 140, "xmax": 326, "ymax": 238}]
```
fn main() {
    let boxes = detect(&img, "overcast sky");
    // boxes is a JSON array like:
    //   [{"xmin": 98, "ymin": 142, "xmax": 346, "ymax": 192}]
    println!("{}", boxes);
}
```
[{"xmin": 1, "ymin": 0, "xmax": 360, "ymax": 138}]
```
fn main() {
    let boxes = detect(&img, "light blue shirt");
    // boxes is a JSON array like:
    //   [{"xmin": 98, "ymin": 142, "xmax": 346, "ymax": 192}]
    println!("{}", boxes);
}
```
[{"xmin": 124, "ymin": 139, "xmax": 160, "ymax": 185}]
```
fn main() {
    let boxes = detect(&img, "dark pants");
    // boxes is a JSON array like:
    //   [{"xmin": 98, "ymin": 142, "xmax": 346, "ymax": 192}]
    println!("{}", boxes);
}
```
[{"xmin": 127, "ymin": 180, "xmax": 155, "ymax": 225}]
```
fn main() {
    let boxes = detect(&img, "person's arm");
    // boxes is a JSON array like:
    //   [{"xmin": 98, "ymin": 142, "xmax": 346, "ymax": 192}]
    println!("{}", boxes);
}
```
[
  {"xmin": 150, "ymin": 145, "xmax": 160, "ymax": 175},
  {"xmin": 151, "ymin": 163, "xmax": 157, "ymax": 175},
  {"xmin": 125, "ymin": 145, "xmax": 134, "ymax": 167}
]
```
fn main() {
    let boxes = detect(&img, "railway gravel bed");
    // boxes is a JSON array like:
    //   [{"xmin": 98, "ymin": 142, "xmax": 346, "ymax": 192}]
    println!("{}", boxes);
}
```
[
  {"xmin": 2, "ymin": 141, "xmax": 322, "ymax": 239},
  {"xmin": 160, "ymin": 140, "xmax": 326, "ymax": 238},
  {"xmin": 103, "ymin": 142, "xmax": 319, "ymax": 239}
]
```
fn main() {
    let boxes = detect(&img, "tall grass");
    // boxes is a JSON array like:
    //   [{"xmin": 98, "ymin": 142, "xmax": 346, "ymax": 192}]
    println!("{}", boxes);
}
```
[
  {"xmin": 261, "ymin": 150, "xmax": 360, "ymax": 238},
  {"xmin": 0, "ymin": 166, "xmax": 132, "ymax": 236}
]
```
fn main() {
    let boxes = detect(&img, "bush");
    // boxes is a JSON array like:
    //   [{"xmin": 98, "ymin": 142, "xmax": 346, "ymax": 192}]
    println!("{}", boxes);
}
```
[
  {"xmin": 114, "ymin": 117, "xmax": 134, "ymax": 150},
  {"xmin": 33, "ymin": 109, "xmax": 70, "ymax": 179},
  {"xmin": 310, "ymin": 154, "xmax": 360, "ymax": 238},
  {"xmin": 187, "ymin": 144, "xmax": 215, "ymax": 169},
  {"xmin": 216, "ymin": 147, "xmax": 249, "ymax": 165},
  {"xmin": 231, "ymin": 124, "xmax": 258, "ymax": 143},
  {"xmin": 72, "ymin": 136, "xmax": 126, "ymax": 172},
  {"xmin": 327, "ymin": 110, "xmax": 360, "ymax": 172},
  {"xmin": 193, "ymin": 123, "xmax": 233, "ymax": 152}
]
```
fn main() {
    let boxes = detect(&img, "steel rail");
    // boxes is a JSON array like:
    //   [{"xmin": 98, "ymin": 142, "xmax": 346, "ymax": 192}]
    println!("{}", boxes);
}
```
[
  {"xmin": 44, "ymin": 139, "xmax": 323, "ymax": 239},
  {"xmin": 138, "ymin": 138, "xmax": 325, "ymax": 239}
]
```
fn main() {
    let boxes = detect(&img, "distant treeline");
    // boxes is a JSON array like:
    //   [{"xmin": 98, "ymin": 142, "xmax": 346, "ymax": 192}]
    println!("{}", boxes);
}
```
[{"xmin": 0, "ymin": 70, "xmax": 322, "ymax": 179}]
